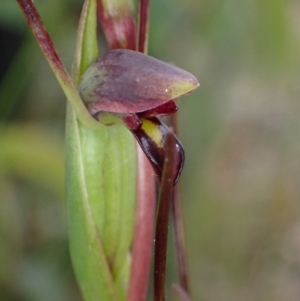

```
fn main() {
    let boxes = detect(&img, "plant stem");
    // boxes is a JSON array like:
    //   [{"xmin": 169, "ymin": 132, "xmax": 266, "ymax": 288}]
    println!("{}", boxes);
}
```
[
  {"xmin": 127, "ymin": 145, "xmax": 156, "ymax": 301},
  {"xmin": 170, "ymin": 112, "xmax": 190, "ymax": 293},
  {"xmin": 171, "ymin": 185, "xmax": 189, "ymax": 292},
  {"xmin": 127, "ymin": 1, "xmax": 155, "ymax": 300},
  {"xmin": 16, "ymin": 0, "xmax": 99, "ymax": 129},
  {"xmin": 97, "ymin": 0, "xmax": 136, "ymax": 50},
  {"xmin": 154, "ymin": 131, "xmax": 176, "ymax": 301},
  {"xmin": 137, "ymin": 0, "xmax": 150, "ymax": 53}
]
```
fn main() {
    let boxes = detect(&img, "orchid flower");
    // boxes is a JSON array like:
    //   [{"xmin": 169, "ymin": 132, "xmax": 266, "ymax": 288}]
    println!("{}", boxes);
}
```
[
  {"xmin": 15, "ymin": 0, "xmax": 199, "ymax": 301},
  {"xmin": 78, "ymin": 49, "xmax": 198, "ymax": 183}
]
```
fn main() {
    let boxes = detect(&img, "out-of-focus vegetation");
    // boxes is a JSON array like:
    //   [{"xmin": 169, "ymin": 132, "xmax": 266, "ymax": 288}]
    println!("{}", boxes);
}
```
[{"xmin": 1, "ymin": 0, "xmax": 300, "ymax": 300}]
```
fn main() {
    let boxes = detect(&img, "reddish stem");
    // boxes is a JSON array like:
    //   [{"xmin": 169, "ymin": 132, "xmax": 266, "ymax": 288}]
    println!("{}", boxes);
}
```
[
  {"xmin": 171, "ymin": 185, "xmax": 189, "ymax": 291},
  {"xmin": 154, "ymin": 131, "xmax": 176, "ymax": 301},
  {"xmin": 97, "ymin": 0, "xmax": 136, "ymax": 50},
  {"xmin": 127, "ymin": 144, "xmax": 156, "ymax": 301},
  {"xmin": 16, "ymin": 0, "xmax": 68, "ymax": 81},
  {"xmin": 137, "ymin": 0, "xmax": 150, "ymax": 53},
  {"xmin": 170, "ymin": 113, "xmax": 190, "ymax": 292},
  {"xmin": 127, "ymin": 1, "xmax": 155, "ymax": 300}
]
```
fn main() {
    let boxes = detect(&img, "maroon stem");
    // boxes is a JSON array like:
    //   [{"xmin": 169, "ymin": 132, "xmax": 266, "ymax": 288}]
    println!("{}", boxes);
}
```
[
  {"xmin": 127, "ymin": 144, "xmax": 156, "ymax": 301},
  {"xmin": 154, "ymin": 131, "xmax": 176, "ymax": 301},
  {"xmin": 171, "ymin": 185, "xmax": 189, "ymax": 291},
  {"xmin": 97, "ymin": 0, "xmax": 136, "ymax": 50},
  {"xmin": 137, "ymin": 0, "xmax": 150, "ymax": 53},
  {"xmin": 127, "ymin": 1, "xmax": 155, "ymax": 300},
  {"xmin": 16, "ymin": 0, "xmax": 68, "ymax": 81},
  {"xmin": 170, "ymin": 113, "xmax": 190, "ymax": 292}
]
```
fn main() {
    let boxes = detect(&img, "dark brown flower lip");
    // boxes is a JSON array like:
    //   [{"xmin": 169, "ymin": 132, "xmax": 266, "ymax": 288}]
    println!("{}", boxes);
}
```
[{"xmin": 131, "ymin": 117, "xmax": 185, "ymax": 185}]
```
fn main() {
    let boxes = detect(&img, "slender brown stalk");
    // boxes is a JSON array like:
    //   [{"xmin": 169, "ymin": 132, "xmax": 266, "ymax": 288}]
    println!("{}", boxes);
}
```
[
  {"xmin": 127, "ymin": 1, "xmax": 156, "ymax": 300},
  {"xmin": 137, "ymin": 0, "xmax": 150, "ymax": 53},
  {"xmin": 170, "ymin": 112, "xmax": 190, "ymax": 292},
  {"xmin": 16, "ymin": 0, "xmax": 99, "ymax": 129},
  {"xmin": 97, "ymin": 0, "xmax": 136, "ymax": 50},
  {"xmin": 127, "ymin": 145, "xmax": 156, "ymax": 301},
  {"xmin": 154, "ymin": 131, "xmax": 176, "ymax": 301},
  {"xmin": 171, "ymin": 184, "xmax": 189, "ymax": 291},
  {"xmin": 16, "ymin": 0, "xmax": 67, "ymax": 79}
]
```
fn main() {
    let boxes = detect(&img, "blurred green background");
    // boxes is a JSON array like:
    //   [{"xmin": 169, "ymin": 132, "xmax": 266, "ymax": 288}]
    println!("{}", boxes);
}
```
[{"xmin": 1, "ymin": 0, "xmax": 300, "ymax": 300}]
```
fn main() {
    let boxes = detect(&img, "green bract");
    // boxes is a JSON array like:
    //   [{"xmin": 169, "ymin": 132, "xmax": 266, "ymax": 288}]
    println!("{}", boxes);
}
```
[{"xmin": 66, "ymin": 1, "xmax": 137, "ymax": 301}]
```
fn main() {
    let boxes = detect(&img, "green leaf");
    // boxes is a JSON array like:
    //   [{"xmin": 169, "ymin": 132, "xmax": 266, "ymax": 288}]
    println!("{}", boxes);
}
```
[
  {"xmin": 66, "ymin": 1, "xmax": 137, "ymax": 301},
  {"xmin": 66, "ymin": 0, "xmax": 116, "ymax": 299},
  {"xmin": 72, "ymin": 0, "xmax": 99, "ymax": 84}
]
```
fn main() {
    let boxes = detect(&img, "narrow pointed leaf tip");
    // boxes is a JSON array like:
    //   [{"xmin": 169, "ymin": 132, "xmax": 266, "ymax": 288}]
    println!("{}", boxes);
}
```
[{"xmin": 78, "ymin": 49, "xmax": 199, "ymax": 116}]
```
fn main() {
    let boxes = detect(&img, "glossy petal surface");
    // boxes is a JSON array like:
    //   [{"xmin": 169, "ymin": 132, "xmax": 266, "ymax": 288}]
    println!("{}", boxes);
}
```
[{"xmin": 131, "ymin": 117, "xmax": 184, "ymax": 185}]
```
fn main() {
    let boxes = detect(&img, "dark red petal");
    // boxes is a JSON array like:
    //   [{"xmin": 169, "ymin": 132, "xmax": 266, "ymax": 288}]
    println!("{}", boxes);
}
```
[
  {"xmin": 121, "ymin": 114, "xmax": 142, "ymax": 130},
  {"xmin": 78, "ymin": 49, "xmax": 199, "ymax": 115},
  {"xmin": 131, "ymin": 117, "xmax": 184, "ymax": 185},
  {"xmin": 139, "ymin": 100, "xmax": 178, "ymax": 118}
]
